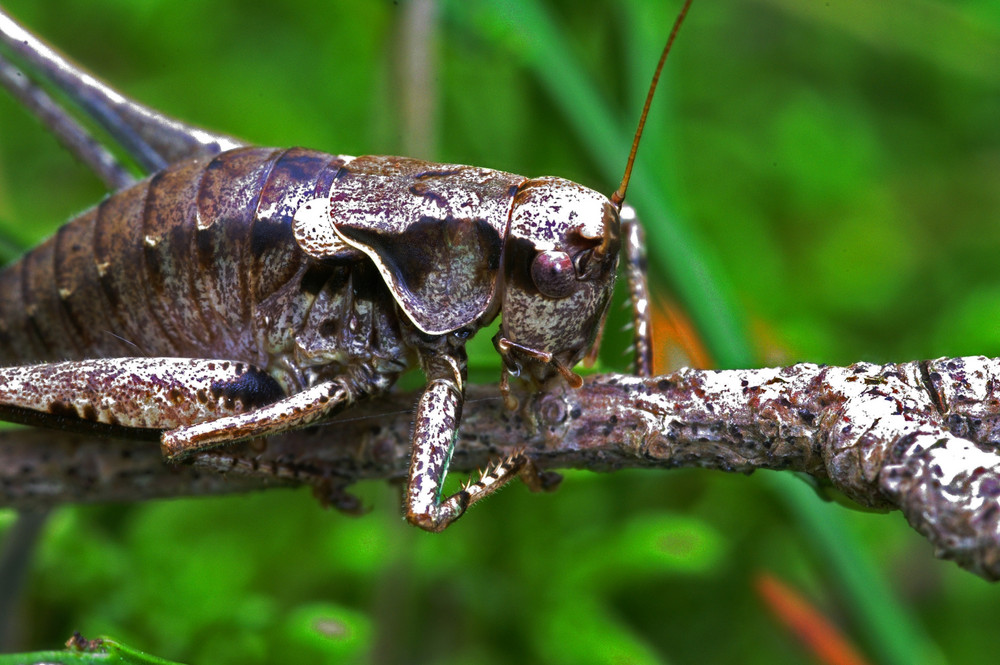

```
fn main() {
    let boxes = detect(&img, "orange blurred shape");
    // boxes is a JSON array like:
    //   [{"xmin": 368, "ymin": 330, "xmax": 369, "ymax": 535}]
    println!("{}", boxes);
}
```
[
  {"xmin": 750, "ymin": 316, "xmax": 796, "ymax": 367},
  {"xmin": 755, "ymin": 572, "xmax": 872, "ymax": 665},
  {"xmin": 650, "ymin": 296, "xmax": 713, "ymax": 373}
]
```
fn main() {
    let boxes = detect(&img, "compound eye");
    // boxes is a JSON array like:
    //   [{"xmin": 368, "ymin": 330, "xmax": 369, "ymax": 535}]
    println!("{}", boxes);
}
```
[{"xmin": 530, "ymin": 250, "xmax": 576, "ymax": 298}]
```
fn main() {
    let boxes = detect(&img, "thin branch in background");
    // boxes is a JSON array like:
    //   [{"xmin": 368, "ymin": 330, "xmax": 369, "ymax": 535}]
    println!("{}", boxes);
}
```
[
  {"xmin": 0, "ymin": 509, "xmax": 49, "ymax": 650},
  {"xmin": 395, "ymin": 0, "xmax": 439, "ymax": 159}
]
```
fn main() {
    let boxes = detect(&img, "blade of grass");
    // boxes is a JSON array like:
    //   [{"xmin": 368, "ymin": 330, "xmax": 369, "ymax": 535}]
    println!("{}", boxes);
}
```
[
  {"xmin": 763, "ymin": 0, "xmax": 1000, "ymax": 85},
  {"xmin": 449, "ymin": 6, "xmax": 943, "ymax": 665},
  {"xmin": 762, "ymin": 473, "xmax": 945, "ymax": 665},
  {"xmin": 755, "ymin": 571, "xmax": 873, "ymax": 665},
  {"xmin": 0, "ymin": 636, "xmax": 187, "ymax": 665},
  {"xmin": 447, "ymin": 0, "xmax": 752, "ymax": 368}
]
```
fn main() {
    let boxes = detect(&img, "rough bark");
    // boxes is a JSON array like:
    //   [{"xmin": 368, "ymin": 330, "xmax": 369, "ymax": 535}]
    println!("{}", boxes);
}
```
[{"xmin": 3, "ymin": 356, "xmax": 1000, "ymax": 581}]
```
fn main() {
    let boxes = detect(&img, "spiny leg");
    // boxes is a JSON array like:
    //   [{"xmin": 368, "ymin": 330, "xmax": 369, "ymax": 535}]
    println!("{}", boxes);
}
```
[
  {"xmin": 0, "ymin": 53, "xmax": 134, "ymax": 190},
  {"xmin": 0, "ymin": 8, "xmax": 243, "ymax": 173},
  {"xmin": 406, "ymin": 346, "xmax": 529, "ymax": 532},
  {"xmin": 0, "ymin": 356, "xmax": 362, "ymax": 462},
  {"xmin": 161, "ymin": 378, "xmax": 357, "ymax": 461},
  {"xmin": 621, "ymin": 205, "xmax": 653, "ymax": 377},
  {"xmin": 454, "ymin": 449, "xmax": 562, "ymax": 507}
]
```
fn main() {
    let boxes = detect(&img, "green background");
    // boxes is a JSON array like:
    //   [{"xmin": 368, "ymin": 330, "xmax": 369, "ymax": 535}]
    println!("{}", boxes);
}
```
[{"xmin": 1, "ymin": 0, "xmax": 998, "ymax": 663}]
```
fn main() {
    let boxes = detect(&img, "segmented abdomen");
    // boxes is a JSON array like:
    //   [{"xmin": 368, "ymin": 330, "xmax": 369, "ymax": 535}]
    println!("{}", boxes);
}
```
[{"xmin": 0, "ymin": 147, "xmax": 350, "ymax": 374}]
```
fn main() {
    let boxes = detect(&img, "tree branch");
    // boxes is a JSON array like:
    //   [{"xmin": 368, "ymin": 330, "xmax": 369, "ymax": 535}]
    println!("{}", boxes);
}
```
[{"xmin": 3, "ymin": 356, "xmax": 1000, "ymax": 580}]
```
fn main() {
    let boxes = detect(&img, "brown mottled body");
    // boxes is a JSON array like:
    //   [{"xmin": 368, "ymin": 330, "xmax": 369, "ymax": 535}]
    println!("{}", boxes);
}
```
[
  {"xmin": 0, "ymin": 0, "xmax": 679, "ymax": 530},
  {"xmin": 0, "ymin": 147, "xmax": 411, "ymax": 395},
  {"xmin": 0, "ymin": 144, "xmax": 566, "ymax": 530}
]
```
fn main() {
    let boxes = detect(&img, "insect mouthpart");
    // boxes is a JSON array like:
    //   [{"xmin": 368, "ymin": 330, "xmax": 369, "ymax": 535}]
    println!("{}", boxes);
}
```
[{"xmin": 495, "ymin": 177, "xmax": 621, "ymax": 400}]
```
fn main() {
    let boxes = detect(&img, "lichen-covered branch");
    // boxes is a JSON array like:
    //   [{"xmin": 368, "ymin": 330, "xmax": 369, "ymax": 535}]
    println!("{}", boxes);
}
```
[{"xmin": 3, "ymin": 356, "xmax": 1000, "ymax": 580}]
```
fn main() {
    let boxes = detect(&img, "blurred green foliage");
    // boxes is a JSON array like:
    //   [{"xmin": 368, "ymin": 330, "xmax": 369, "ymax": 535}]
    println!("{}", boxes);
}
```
[{"xmin": 0, "ymin": 0, "xmax": 999, "ymax": 663}]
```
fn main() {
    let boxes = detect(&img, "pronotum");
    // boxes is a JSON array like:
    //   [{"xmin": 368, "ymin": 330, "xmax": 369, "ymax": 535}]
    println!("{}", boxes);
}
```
[{"xmin": 0, "ymin": 2, "xmax": 690, "ymax": 531}]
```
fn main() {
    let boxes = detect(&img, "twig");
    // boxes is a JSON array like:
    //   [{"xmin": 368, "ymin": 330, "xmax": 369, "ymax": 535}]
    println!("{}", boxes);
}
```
[
  {"xmin": 0, "ymin": 508, "xmax": 49, "ymax": 650},
  {"xmin": 2, "ymin": 356, "xmax": 1000, "ymax": 580}
]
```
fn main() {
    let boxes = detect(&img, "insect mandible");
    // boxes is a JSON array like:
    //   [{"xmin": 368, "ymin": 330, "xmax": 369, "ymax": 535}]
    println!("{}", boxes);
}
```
[{"xmin": 0, "ymin": 2, "xmax": 690, "ymax": 531}]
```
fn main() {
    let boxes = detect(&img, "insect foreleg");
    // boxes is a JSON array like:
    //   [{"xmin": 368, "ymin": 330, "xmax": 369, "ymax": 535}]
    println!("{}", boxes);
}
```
[
  {"xmin": 622, "ymin": 205, "xmax": 654, "ymax": 377},
  {"xmin": 403, "ymin": 344, "xmax": 520, "ymax": 532}
]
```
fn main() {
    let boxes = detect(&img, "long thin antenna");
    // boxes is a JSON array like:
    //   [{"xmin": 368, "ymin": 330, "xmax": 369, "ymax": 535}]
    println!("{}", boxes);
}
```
[{"xmin": 610, "ymin": 0, "xmax": 692, "ymax": 209}]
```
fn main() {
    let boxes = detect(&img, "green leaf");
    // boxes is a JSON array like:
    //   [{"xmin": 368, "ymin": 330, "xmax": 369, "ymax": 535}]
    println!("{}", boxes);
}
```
[{"xmin": 0, "ymin": 635, "xmax": 187, "ymax": 665}]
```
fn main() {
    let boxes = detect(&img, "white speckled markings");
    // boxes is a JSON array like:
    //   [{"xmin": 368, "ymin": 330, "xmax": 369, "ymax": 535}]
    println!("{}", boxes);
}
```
[
  {"xmin": 161, "ymin": 379, "xmax": 351, "ymax": 461},
  {"xmin": 878, "ymin": 356, "xmax": 1000, "ymax": 579},
  {"xmin": 573, "ymin": 356, "xmax": 1000, "ymax": 580},
  {"xmin": 0, "ymin": 357, "xmax": 283, "ymax": 432},
  {"xmin": 404, "ymin": 345, "xmax": 533, "ymax": 533}
]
